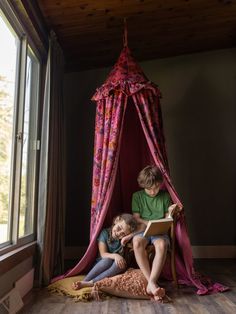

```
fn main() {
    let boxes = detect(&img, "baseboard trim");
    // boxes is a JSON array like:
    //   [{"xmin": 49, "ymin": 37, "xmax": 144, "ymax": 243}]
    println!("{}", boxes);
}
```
[
  {"xmin": 192, "ymin": 245, "xmax": 236, "ymax": 258},
  {"xmin": 65, "ymin": 245, "xmax": 236, "ymax": 259}
]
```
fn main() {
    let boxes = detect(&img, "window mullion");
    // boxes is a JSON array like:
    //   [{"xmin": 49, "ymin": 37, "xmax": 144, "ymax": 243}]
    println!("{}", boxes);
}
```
[{"xmin": 11, "ymin": 36, "xmax": 28, "ymax": 245}]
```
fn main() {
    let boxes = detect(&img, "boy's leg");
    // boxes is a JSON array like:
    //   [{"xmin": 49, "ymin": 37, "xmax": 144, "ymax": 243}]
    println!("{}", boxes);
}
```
[
  {"xmin": 133, "ymin": 235, "xmax": 150, "ymax": 280},
  {"xmin": 147, "ymin": 238, "xmax": 168, "ymax": 299}
]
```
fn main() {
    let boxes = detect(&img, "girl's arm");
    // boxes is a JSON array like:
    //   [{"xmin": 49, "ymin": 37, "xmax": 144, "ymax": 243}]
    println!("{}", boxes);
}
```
[
  {"xmin": 98, "ymin": 241, "xmax": 126, "ymax": 269},
  {"xmin": 120, "ymin": 233, "xmax": 134, "ymax": 246},
  {"xmin": 121, "ymin": 215, "xmax": 146, "ymax": 246}
]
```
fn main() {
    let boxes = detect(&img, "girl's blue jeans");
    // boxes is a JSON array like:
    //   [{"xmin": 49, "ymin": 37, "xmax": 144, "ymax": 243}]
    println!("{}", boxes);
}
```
[{"xmin": 84, "ymin": 257, "xmax": 125, "ymax": 283}]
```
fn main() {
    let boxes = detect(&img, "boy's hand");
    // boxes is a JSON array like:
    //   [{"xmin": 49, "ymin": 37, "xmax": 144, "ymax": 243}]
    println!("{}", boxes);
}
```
[{"xmin": 168, "ymin": 203, "xmax": 182, "ymax": 217}]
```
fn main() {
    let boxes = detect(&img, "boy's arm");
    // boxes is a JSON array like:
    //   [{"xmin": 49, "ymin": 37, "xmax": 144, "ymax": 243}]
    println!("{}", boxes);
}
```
[
  {"xmin": 132, "ymin": 193, "xmax": 147, "ymax": 227},
  {"xmin": 133, "ymin": 213, "xmax": 148, "ymax": 233},
  {"xmin": 133, "ymin": 213, "xmax": 149, "ymax": 226}
]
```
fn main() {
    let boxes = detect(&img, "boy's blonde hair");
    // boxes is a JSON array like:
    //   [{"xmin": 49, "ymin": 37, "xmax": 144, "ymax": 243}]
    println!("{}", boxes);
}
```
[{"xmin": 137, "ymin": 165, "xmax": 163, "ymax": 189}]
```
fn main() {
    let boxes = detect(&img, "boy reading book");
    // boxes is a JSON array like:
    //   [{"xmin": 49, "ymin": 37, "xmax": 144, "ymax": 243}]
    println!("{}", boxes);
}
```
[{"xmin": 123, "ymin": 165, "xmax": 181, "ymax": 301}]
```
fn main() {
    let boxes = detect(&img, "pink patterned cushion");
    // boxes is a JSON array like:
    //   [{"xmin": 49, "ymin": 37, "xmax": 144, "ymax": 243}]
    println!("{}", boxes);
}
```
[{"xmin": 93, "ymin": 268, "xmax": 149, "ymax": 299}]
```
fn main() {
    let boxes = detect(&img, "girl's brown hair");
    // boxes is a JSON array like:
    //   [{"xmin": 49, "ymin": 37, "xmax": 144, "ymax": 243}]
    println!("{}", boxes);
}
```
[
  {"xmin": 112, "ymin": 213, "xmax": 137, "ymax": 233},
  {"xmin": 108, "ymin": 213, "xmax": 137, "ymax": 242}
]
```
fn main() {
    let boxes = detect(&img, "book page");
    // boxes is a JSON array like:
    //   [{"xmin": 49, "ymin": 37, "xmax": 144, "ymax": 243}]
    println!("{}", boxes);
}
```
[{"xmin": 143, "ymin": 218, "xmax": 173, "ymax": 237}]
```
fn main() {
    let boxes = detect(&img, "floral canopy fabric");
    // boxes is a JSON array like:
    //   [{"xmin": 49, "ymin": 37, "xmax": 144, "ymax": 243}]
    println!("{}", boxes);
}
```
[{"xmin": 56, "ymin": 45, "xmax": 228, "ymax": 295}]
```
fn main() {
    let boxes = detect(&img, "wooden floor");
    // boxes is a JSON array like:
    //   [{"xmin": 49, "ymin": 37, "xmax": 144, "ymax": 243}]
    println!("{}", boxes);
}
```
[{"xmin": 20, "ymin": 259, "xmax": 236, "ymax": 314}]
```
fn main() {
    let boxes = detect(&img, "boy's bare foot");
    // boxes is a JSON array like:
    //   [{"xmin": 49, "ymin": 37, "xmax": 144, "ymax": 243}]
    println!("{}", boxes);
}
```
[
  {"xmin": 72, "ymin": 280, "xmax": 93, "ymax": 290},
  {"xmin": 147, "ymin": 282, "xmax": 165, "ymax": 301},
  {"xmin": 152, "ymin": 287, "xmax": 166, "ymax": 301}
]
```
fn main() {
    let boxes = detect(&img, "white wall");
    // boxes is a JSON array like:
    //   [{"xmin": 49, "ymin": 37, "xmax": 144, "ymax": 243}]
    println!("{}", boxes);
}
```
[
  {"xmin": 64, "ymin": 48, "xmax": 236, "ymax": 246},
  {"xmin": 0, "ymin": 258, "xmax": 33, "ymax": 298}
]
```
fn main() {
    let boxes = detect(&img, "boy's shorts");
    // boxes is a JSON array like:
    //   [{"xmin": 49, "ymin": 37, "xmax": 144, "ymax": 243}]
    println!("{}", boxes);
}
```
[{"xmin": 133, "ymin": 231, "xmax": 170, "ymax": 248}]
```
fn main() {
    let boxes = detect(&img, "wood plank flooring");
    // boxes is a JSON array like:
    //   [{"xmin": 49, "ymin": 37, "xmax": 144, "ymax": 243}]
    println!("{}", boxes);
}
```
[{"xmin": 20, "ymin": 259, "xmax": 236, "ymax": 314}]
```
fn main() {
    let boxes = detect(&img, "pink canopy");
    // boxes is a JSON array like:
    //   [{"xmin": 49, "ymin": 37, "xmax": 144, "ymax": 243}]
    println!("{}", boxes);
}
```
[{"xmin": 56, "ymin": 45, "xmax": 228, "ymax": 295}]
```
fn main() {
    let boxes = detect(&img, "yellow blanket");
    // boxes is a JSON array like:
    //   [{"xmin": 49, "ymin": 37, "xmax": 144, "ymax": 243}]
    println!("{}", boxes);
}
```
[{"xmin": 48, "ymin": 275, "xmax": 94, "ymax": 302}]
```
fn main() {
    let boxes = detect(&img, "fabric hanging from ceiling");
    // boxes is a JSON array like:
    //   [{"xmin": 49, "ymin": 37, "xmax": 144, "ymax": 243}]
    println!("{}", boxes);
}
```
[{"xmin": 52, "ymin": 46, "xmax": 228, "ymax": 295}]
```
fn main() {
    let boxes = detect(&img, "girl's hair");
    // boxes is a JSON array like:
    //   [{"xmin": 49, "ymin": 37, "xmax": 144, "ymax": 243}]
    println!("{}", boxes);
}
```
[
  {"xmin": 112, "ymin": 213, "xmax": 137, "ymax": 232},
  {"xmin": 119, "ymin": 213, "xmax": 137, "ymax": 232},
  {"xmin": 108, "ymin": 213, "xmax": 137, "ymax": 242},
  {"xmin": 137, "ymin": 165, "xmax": 163, "ymax": 189}
]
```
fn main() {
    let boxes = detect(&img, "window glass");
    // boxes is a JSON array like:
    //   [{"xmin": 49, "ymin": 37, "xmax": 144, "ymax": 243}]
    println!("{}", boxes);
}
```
[
  {"xmin": 19, "ymin": 50, "xmax": 39, "ymax": 238},
  {"xmin": 0, "ymin": 5, "xmax": 41, "ymax": 251},
  {"xmin": 0, "ymin": 11, "xmax": 19, "ymax": 245}
]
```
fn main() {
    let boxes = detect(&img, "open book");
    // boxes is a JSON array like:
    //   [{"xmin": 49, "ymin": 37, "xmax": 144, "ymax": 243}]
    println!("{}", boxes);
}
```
[{"xmin": 143, "ymin": 217, "xmax": 173, "ymax": 237}]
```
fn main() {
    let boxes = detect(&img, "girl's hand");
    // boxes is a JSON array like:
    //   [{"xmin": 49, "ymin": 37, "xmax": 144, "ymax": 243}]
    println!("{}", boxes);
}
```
[
  {"xmin": 114, "ymin": 254, "xmax": 126, "ymax": 269},
  {"xmin": 121, "ymin": 233, "xmax": 133, "ymax": 246}
]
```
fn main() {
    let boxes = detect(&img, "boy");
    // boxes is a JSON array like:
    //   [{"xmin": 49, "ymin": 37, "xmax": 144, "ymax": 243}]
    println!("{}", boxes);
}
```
[{"xmin": 131, "ymin": 165, "xmax": 180, "ymax": 301}]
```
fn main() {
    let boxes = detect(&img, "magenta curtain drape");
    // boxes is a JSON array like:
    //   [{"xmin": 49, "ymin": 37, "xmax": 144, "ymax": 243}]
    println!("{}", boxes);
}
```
[
  {"xmin": 52, "ymin": 46, "xmax": 228, "ymax": 294},
  {"xmin": 90, "ymin": 93, "xmax": 127, "ymax": 237},
  {"xmin": 132, "ymin": 88, "xmax": 228, "ymax": 295},
  {"xmin": 132, "ymin": 91, "xmax": 180, "ymax": 204},
  {"xmin": 63, "ymin": 93, "xmax": 128, "ymax": 277}
]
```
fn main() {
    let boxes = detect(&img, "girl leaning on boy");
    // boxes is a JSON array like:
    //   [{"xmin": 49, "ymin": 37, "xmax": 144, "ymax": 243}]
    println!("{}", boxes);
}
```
[{"xmin": 72, "ymin": 213, "xmax": 138, "ymax": 290}]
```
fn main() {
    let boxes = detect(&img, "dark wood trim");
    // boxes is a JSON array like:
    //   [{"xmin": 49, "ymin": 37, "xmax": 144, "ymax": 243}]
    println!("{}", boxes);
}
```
[
  {"xmin": 21, "ymin": 0, "xmax": 49, "ymax": 45},
  {"xmin": 9, "ymin": 0, "xmax": 48, "ymax": 62},
  {"xmin": 0, "ymin": 242, "xmax": 37, "ymax": 275}
]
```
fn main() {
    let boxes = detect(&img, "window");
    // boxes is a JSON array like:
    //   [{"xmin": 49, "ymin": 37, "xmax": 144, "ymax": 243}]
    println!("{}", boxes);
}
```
[
  {"xmin": 0, "ymin": 5, "xmax": 40, "ymax": 253},
  {"xmin": 0, "ymin": 9, "xmax": 19, "ymax": 246},
  {"xmin": 18, "ymin": 49, "xmax": 39, "ymax": 238}
]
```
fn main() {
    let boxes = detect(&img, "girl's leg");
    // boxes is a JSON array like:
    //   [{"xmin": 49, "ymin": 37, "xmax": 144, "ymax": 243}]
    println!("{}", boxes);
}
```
[
  {"xmin": 92, "ymin": 260, "xmax": 125, "ymax": 282},
  {"xmin": 84, "ymin": 258, "xmax": 114, "ymax": 281},
  {"xmin": 72, "ymin": 258, "xmax": 126, "ymax": 290},
  {"xmin": 72, "ymin": 258, "xmax": 114, "ymax": 290}
]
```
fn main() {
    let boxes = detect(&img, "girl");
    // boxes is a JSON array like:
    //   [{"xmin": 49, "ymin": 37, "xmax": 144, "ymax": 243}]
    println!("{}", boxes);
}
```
[{"xmin": 72, "ymin": 213, "xmax": 137, "ymax": 290}]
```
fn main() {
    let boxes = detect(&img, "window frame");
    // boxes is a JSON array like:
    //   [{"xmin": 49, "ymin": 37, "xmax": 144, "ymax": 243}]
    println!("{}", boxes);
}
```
[{"xmin": 0, "ymin": 1, "xmax": 42, "ymax": 255}]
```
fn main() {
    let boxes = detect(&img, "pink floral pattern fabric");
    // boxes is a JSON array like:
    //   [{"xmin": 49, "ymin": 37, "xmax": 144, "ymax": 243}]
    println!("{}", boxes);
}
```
[
  {"xmin": 90, "ymin": 93, "xmax": 126, "ymax": 236},
  {"xmin": 92, "ymin": 47, "xmax": 160, "ymax": 101}
]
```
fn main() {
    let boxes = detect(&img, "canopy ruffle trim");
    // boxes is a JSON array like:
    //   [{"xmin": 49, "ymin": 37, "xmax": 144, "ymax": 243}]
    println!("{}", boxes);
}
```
[
  {"xmin": 92, "ymin": 80, "xmax": 161, "ymax": 101},
  {"xmin": 92, "ymin": 46, "xmax": 161, "ymax": 101}
]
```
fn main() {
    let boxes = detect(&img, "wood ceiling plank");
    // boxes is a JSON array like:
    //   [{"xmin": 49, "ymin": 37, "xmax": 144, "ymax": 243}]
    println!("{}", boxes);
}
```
[{"xmin": 37, "ymin": 0, "xmax": 236, "ymax": 70}]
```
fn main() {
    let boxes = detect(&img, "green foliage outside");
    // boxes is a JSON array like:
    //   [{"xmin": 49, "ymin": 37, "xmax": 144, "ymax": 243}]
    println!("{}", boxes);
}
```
[
  {"xmin": 0, "ymin": 74, "xmax": 12, "ymax": 226},
  {"xmin": 0, "ymin": 75, "xmax": 28, "ymax": 242}
]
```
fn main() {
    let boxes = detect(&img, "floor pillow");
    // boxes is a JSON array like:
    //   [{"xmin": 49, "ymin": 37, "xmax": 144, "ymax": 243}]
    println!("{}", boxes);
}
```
[{"xmin": 93, "ymin": 268, "xmax": 150, "ymax": 300}]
